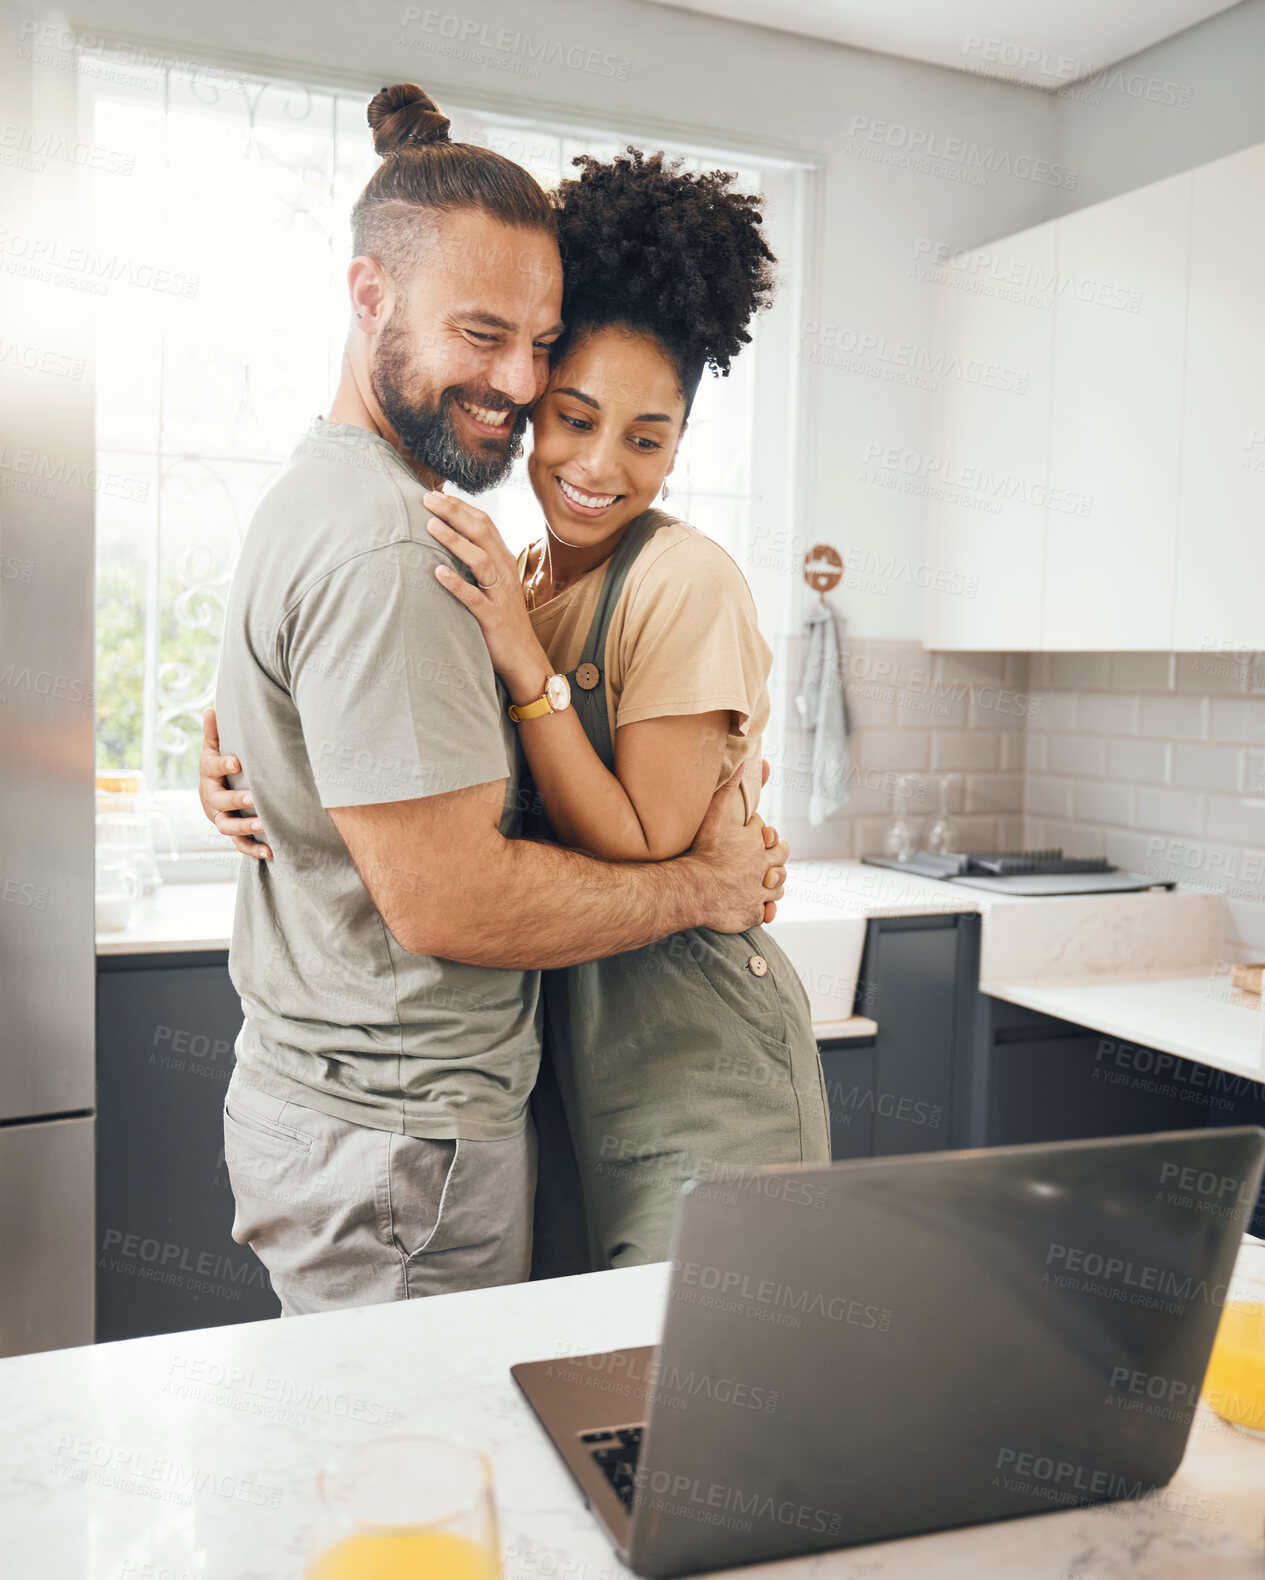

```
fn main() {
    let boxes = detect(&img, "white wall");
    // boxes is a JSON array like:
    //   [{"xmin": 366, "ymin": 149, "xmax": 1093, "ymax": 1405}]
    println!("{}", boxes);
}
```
[{"xmin": 1053, "ymin": 0, "xmax": 1265, "ymax": 212}]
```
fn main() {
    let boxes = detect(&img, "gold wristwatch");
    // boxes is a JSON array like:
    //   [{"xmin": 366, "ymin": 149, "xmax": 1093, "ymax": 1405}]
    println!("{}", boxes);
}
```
[{"xmin": 508, "ymin": 673, "xmax": 571, "ymax": 723}]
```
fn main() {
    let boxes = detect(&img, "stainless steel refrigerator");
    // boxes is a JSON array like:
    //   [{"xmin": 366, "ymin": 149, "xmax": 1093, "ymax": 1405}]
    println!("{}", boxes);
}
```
[{"xmin": 0, "ymin": 49, "xmax": 97, "ymax": 1356}]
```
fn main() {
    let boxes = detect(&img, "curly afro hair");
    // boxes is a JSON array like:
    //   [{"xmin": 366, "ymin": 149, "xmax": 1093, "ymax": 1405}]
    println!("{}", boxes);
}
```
[{"xmin": 552, "ymin": 148, "xmax": 777, "ymax": 410}]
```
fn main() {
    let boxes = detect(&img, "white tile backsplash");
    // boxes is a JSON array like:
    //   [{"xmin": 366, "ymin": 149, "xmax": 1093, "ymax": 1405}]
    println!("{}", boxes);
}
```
[
  {"xmin": 1076, "ymin": 692, "xmax": 1141, "ymax": 735},
  {"xmin": 1024, "ymin": 733, "xmax": 1050, "ymax": 773},
  {"xmin": 1073, "ymin": 779, "xmax": 1136, "ymax": 825},
  {"xmin": 1027, "ymin": 776, "xmax": 1075, "ymax": 818},
  {"xmin": 777, "ymin": 638, "xmax": 1027, "ymax": 859},
  {"xmin": 1134, "ymin": 785, "xmax": 1203, "ymax": 836},
  {"xmin": 1203, "ymin": 795, "xmax": 1265, "ymax": 846},
  {"xmin": 1140, "ymin": 694, "xmax": 1210, "ymax": 740},
  {"xmin": 999, "ymin": 731, "xmax": 1026, "ymax": 773},
  {"xmin": 930, "ymin": 730, "xmax": 1001, "ymax": 771},
  {"xmin": 1021, "ymin": 651, "xmax": 1265, "ymax": 960},
  {"xmin": 778, "ymin": 638, "xmax": 1265, "ymax": 954},
  {"xmin": 963, "ymin": 773, "xmax": 1024, "ymax": 814},
  {"xmin": 1175, "ymin": 653, "xmax": 1252, "ymax": 696},
  {"xmin": 1049, "ymin": 734, "xmax": 1107, "ymax": 778},
  {"xmin": 1210, "ymin": 698, "xmax": 1265, "ymax": 746},
  {"xmin": 854, "ymin": 728, "xmax": 931, "ymax": 771},
  {"xmin": 1031, "ymin": 692, "xmax": 1077, "ymax": 731},
  {"xmin": 1171, "ymin": 743, "xmax": 1245, "ymax": 792},
  {"xmin": 1109, "ymin": 652, "xmax": 1175, "ymax": 691},
  {"xmin": 1047, "ymin": 652, "xmax": 1111, "ymax": 690},
  {"xmin": 1106, "ymin": 739, "xmax": 1170, "ymax": 783}
]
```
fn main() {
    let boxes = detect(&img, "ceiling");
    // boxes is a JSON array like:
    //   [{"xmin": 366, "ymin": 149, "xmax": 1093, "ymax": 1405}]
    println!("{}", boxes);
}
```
[{"xmin": 639, "ymin": 0, "xmax": 1242, "ymax": 88}]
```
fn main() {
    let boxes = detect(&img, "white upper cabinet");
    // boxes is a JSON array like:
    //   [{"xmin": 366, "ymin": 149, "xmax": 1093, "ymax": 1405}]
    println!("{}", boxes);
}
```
[
  {"xmin": 924, "ymin": 222, "xmax": 1056, "ymax": 651},
  {"xmin": 927, "ymin": 144, "xmax": 1265, "ymax": 652},
  {"xmin": 1042, "ymin": 172, "xmax": 1192, "ymax": 650},
  {"xmin": 1173, "ymin": 143, "xmax": 1265, "ymax": 653}
]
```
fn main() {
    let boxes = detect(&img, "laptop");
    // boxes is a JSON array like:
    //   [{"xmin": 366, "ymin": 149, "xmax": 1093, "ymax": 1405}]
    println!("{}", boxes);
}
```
[{"xmin": 512, "ymin": 1127, "xmax": 1265, "ymax": 1578}]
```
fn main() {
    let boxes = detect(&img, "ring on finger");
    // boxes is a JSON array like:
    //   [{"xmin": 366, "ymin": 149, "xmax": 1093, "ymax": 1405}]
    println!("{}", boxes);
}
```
[{"xmin": 477, "ymin": 573, "xmax": 500, "ymax": 590}]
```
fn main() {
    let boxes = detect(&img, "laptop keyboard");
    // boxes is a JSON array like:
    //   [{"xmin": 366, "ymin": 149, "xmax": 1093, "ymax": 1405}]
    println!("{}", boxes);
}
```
[{"xmin": 580, "ymin": 1424, "xmax": 645, "ymax": 1511}]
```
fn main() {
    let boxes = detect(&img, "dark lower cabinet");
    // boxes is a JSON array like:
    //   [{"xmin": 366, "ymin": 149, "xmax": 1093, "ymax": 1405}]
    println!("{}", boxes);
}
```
[
  {"xmin": 820, "ymin": 912, "xmax": 980, "ymax": 1162},
  {"xmin": 96, "ymin": 952, "xmax": 280, "ymax": 1341},
  {"xmin": 979, "ymin": 992, "xmax": 1265, "ymax": 1237},
  {"xmin": 818, "ymin": 1040, "xmax": 877, "ymax": 1160}
]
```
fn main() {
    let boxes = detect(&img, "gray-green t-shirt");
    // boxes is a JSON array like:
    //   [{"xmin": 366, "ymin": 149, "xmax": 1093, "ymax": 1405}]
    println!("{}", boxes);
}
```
[{"xmin": 216, "ymin": 418, "xmax": 540, "ymax": 1139}]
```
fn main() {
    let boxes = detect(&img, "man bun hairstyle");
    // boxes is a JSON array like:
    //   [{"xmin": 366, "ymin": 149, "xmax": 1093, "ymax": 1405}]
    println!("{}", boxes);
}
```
[
  {"xmin": 552, "ymin": 148, "xmax": 777, "ymax": 410},
  {"xmin": 366, "ymin": 82, "xmax": 451, "ymax": 153},
  {"xmin": 351, "ymin": 84, "xmax": 554, "ymax": 282}
]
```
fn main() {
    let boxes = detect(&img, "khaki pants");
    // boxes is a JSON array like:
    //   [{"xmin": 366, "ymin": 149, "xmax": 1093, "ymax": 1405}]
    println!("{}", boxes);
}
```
[{"xmin": 223, "ymin": 1070, "xmax": 536, "ymax": 1316}]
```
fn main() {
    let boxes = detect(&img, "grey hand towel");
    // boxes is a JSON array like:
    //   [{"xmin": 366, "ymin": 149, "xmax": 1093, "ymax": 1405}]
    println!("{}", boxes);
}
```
[{"xmin": 795, "ymin": 600, "xmax": 852, "ymax": 826}]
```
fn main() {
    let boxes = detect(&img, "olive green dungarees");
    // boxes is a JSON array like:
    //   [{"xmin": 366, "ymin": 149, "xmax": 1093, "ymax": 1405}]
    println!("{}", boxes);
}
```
[{"xmin": 528, "ymin": 511, "xmax": 832, "ymax": 1274}]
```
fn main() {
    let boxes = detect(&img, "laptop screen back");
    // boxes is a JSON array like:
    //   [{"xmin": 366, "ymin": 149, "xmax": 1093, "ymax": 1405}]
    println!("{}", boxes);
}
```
[{"xmin": 628, "ymin": 1128, "xmax": 1265, "ymax": 1578}]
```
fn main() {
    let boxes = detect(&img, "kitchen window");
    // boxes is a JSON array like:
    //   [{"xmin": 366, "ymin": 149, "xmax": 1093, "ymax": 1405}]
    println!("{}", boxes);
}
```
[{"xmin": 85, "ymin": 61, "xmax": 807, "ymax": 858}]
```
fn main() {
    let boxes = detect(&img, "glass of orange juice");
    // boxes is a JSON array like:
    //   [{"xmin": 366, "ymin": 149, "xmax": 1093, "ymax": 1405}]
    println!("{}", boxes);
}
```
[
  {"xmin": 307, "ymin": 1436, "xmax": 501, "ymax": 1580},
  {"xmin": 1202, "ymin": 1240, "xmax": 1265, "ymax": 1437}
]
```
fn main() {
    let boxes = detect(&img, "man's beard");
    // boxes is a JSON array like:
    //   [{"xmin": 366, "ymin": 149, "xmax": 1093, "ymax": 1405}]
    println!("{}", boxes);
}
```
[{"xmin": 371, "ymin": 317, "xmax": 528, "ymax": 494}]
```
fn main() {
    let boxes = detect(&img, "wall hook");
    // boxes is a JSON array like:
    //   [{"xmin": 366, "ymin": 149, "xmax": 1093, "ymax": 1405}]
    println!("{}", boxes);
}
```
[{"xmin": 803, "ymin": 543, "xmax": 843, "ymax": 602}]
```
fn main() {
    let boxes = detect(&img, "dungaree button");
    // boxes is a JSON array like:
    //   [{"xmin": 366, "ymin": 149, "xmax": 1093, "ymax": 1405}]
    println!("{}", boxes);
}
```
[
  {"xmin": 748, "ymin": 954, "xmax": 769, "ymax": 977},
  {"xmin": 575, "ymin": 663, "xmax": 600, "ymax": 690}
]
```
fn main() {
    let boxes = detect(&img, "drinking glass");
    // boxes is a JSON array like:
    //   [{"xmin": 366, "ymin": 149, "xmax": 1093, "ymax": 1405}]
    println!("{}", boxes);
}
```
[
  {"xmin": 927, "ymin": 774, "xmax": 959, "ymax": 855},
  {"xmin": 1203, "ymin": 1241, "xmax": 1265, "ymax": 1437},
  {"xmin": 307, "ymin": 1437, "xmax": 501, "ymax": 1580},
  {"xmin": 883, "ymin": 774, "xmax": 918, "ymax": 863}
]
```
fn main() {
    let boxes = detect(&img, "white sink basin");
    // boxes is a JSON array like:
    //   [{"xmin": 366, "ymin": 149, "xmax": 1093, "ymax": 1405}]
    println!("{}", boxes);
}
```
[{"xmin": 764, "ymin": 907, "xmax": 868, "ymax": 1024}]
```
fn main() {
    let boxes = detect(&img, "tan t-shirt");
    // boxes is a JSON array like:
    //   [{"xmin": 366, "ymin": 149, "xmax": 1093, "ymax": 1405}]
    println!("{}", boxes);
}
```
[{"xmin": 518, "ymin": 516, "xmax": 771, "ymax": 817}]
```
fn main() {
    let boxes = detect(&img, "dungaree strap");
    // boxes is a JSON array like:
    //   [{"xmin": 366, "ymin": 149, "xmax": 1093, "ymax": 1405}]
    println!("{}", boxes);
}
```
[{"xmin": 567, "ymin": 510, "xmax": 671, "ymax": 773}]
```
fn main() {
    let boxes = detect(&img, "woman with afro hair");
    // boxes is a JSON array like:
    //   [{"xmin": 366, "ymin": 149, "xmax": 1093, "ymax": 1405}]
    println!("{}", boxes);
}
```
[{"xmin": 427, "ymin": 145, "xmax": 831, "ymax": 1273}]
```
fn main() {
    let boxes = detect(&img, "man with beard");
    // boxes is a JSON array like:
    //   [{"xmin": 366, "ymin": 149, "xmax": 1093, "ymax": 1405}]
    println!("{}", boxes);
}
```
[{"xmin": 210, "ymin": 85, "xmax": 788, "ymax": 1316}]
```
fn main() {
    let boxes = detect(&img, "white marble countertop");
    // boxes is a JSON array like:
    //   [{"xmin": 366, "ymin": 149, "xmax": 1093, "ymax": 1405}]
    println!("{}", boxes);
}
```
[
  {"xmin": 785, "ymin": 859, "xmax": 984, "ymax": 919},
  {"xmin": 984, "ymin": 972, "xmax": 1264, "ymax": 1080},
  {"xmin": 814, "ymin": 1015, "xmax": 879, "ymax": 1040},
  {"xmin": 973, "ymin": 884, "xmax": 1260, "ymax": 1075},
  {"xmin": 96, "ymin": 877, "xmax": 238, "ymax": 955},
  {"xmin": 2, "ymin": 1262, "xmax": 1261, "ymax": 1579}
]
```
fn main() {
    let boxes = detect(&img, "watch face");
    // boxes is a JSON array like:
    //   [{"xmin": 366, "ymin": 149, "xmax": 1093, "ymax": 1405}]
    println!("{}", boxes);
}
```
[{"xmin": 546, "ymin": 673, "xmax": 572, "ymax": 711}]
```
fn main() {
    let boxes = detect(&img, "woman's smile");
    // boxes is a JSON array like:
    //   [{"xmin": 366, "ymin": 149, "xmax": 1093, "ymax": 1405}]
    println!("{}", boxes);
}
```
[{"xmin": 554, "ymin": 474, "xmax": 624, "ymax": 519}]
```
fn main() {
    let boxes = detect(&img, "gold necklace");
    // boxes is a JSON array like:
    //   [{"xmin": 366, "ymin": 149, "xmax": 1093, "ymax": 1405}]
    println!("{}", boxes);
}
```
[{"xmin": 524, "ymin": 546, "xmax": 550, "ymax": 612}]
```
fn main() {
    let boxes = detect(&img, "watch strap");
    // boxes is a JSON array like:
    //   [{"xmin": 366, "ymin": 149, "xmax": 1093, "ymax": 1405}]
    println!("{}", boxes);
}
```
[{"xmin": 508, "ymin": 693, "xmax": 554, "ymax": 723}]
